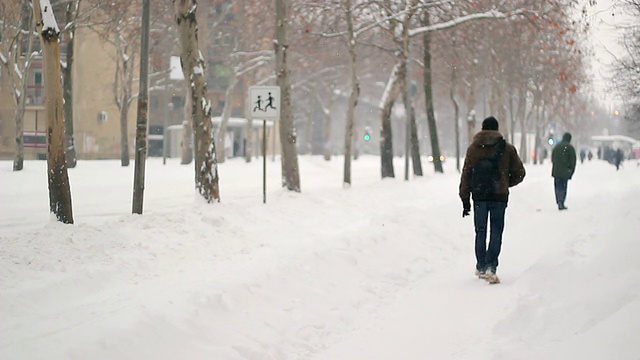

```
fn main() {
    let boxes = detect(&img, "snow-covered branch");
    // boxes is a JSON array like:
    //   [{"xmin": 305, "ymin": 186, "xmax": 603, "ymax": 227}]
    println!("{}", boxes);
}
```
[{"xmin": 408, "ymin": 8, "xmax": 529, "ymax": 37}]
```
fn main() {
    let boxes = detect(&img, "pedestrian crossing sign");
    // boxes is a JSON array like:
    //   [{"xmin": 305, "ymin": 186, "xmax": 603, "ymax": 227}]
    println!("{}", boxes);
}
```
[{"xmin": 249, "ymin": 86, "xmax": 280, "ymax": 120}]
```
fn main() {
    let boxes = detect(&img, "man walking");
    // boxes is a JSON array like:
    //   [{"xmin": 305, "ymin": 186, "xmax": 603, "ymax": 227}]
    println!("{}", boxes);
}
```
[
  {"xmin": 459, "ymin": 117, "xmax": 526, "ymax": 284},
  {"xmin": 551, "ymin": 132, "xmax": 577, "ymax": 210}
]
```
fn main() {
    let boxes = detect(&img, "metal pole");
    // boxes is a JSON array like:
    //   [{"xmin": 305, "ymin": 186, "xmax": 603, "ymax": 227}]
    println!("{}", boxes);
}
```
[
  {"xmin": 132, "ymin": 0, "xmax": 150, "ymax": 214},
  {"xmin": 263, "ymin": 119, "xmax": 267, "ymax": 204}
]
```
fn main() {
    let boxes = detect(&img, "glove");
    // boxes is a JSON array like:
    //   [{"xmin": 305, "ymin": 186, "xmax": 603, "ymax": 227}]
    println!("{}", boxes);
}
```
[{"xmin": 462, "ymin": 199, "xmax": 471, "ymax": 218}]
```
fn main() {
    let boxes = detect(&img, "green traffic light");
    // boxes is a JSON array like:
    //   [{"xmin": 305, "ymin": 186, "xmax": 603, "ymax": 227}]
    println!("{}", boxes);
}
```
[{"xmin": 364, "ymin": 134, "xmax": 371, "ymax": 141}]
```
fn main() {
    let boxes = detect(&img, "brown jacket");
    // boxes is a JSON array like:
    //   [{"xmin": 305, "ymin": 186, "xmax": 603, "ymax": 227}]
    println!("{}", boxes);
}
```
[{"xmin": 459, "ymin": 130, "xmax": 526, "ymax": 203}]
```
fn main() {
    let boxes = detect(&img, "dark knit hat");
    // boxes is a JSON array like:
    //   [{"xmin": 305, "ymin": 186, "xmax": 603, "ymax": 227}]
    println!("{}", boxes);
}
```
[{"xmin": 481, "ymin": 116, "xmax": 499, "ymax": 131}]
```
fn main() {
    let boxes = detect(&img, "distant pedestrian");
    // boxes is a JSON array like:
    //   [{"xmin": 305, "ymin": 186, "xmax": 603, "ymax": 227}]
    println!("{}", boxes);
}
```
[
  {"xmin": 551, "ymin": 132, "xmax": 577, "ymax": 210},
  {"xmin": 459, "ymin": 116, "xmax": 526, "ymax": 284},
  {"xmin": 579, "ymin": 149, "xmax": 586, "ymax": 164},
  {"xmin": 587, "ymin": 150, "xmax": 593, "ymax": 161},
  {"xmin": 614, "ymin": 148, "xmax": 624, "ymax": 170}
]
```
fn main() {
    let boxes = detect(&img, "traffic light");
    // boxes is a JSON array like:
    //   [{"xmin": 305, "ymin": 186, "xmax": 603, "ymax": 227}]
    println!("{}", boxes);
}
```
[
  {"xmin": 547, "ymin": 133, "xmax": 554, "ymax": 145},
  {"xmin": 363, "ymin": 127, "xmax": 371, "ymax": 141}
]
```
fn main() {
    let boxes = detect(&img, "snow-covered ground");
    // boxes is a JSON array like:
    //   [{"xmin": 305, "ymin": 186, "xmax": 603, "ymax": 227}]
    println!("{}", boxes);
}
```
[{"xmin": 1, "ymin": 155, "xmax": 639, "ymax": 360}]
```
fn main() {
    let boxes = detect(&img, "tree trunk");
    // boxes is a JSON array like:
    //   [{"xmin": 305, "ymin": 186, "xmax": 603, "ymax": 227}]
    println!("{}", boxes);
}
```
[
  {"xmin": 119, "ymin": 100, "xmax": 131, "ymax": 166},
  {"xmin": 409, "ymin": 101, "xmax": 422, "ymax": 176},
  {"xmin": 321, "ymin": 91, "xmax": 334, "ymax": 161},
  {"xmin": 13, "ymin": 10, "xmax": 35, "ymax": 171},
  {"xmin": 175, "ymin": 0, "xmax": 220, "ymax": 202},
  {"xmin": 181, "ymin": 89, "xmax": 193, "ymax": 164},
  {"xmin": 380, "ymin": 63, "xmax": 402, "ymax": 179},
  {"xmin": 450, "ymin": 64, "xmax": 461, "ymax": 172},
  {"xmin": 401, "ymin": 62, "xmax": 422, "ymax": 176},
  {"xmin": 13, "ymin": 104, "xmax": 26, "ymax": 171},
  {"xmin": 509, "ymin": 92, "xmax": 517, "ymax": 145},
  {"xmin": 63, "ymin": 0, "xmax": 79, "ymax": 168},
  {"xmin": 33, "ymin": 0, "xmax": 74, "ymax": 224},
  {"xmin": 275, "ymin": 0, "xmax": 300, "ymax": 192},
  {"xmin": 343, "ymin": 0, "xmax": 359, "ymax": 186},
  {"xmin": 304, "ymin": 85, "xmax": 317, "ymax": 155},
  {"xmin": 516, "ymin": 84, "xmax": 527, "ymax": 161},
  {"xmin": 422, "ymin": 12, "xmax": 443, "ymax": 173},
  {"xmin": 466, "ymin": 81, "xmax": 477, "ymax": 147},
  {"xmin": 244, "ymin": 120, "xmax": 253, "ymax": 163},
  {"xmin": 216, "ymin": 72, "xmax": 238, "ymax": 163}
]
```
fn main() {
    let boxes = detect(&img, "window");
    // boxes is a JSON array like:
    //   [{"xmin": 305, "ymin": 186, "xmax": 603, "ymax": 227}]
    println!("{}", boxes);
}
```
[
  {"xmin": 27, "ymin": 68, "xmax": 44, "ymax": 104},
  {"xmin": 34, "ymin": 71, "xmax": 43, "ymax": 86}
]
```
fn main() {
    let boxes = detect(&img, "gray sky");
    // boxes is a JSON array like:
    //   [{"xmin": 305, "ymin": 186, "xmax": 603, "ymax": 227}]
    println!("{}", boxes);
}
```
[{"xmin": 587, "ymin": 0, "xmax": 634, "ymax": 101}]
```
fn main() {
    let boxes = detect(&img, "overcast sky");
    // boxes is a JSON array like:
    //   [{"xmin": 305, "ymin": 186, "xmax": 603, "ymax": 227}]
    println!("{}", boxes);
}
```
[{"xmin": 587, "ymin": 0, "xmax": 634, "ymax": 101}]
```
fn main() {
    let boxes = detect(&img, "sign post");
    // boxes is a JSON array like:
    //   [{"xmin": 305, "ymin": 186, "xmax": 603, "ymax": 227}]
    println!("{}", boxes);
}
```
[{"xmin": 249, "ymin": 86, "xmax": 280, "ymax": 203}]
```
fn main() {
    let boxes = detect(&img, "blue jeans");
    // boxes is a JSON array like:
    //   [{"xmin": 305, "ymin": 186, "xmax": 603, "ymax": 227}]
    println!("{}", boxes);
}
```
[
  {"xmin": 474, "ymin": 201, "xmax": 507, "ymax": 272},
  {"xmin": 554, "ymin": 177, "xmax": 568, "ymax": 206}
]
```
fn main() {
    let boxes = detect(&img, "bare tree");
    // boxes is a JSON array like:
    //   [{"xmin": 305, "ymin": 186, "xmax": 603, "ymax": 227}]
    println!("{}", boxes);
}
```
[
  {"xmin": 612, "ymin": 0, "xmax": 640, "ymax": 133},
  {"xmin": 180, "ymin": 90, "xmax": 193, "ymax": 164},
  {"xmin": 420, "ymin": 10, "xmax": 443, "ymax": 173},
  {"xmin": 0, "ymin": 1, "xmax": 36, "ymax": 171},
  {"xmin": 58, "ymin": 0, "xmax": 111, "ymax": 167},
  {"xmin": 303, "ymin": 0, "xmax": 388, "ymax": 185},
  {"xmin": 216, "ymin": 50, "xmax": 273, "ymax": 163},
  {"xmin": 275, "ymin": 0, "xmax": 300, "ymax": 192},
  {"xmin": 33, "ymin": 0, "xmax": 73, "ymax": 224},
  {"xmin": 109, "ymin": 3, "xmax": 140, "ymax": 167},
  {"xmin": 61, "ymin": 0, "xmax": 79, "ymax": 167},
  {"xmin": 174, "ymin": 0, "xmax": 220, "ymax": 202},
  {"xmin": 58, "ymin": 0, "xmax": 108, "ymax": 167}
]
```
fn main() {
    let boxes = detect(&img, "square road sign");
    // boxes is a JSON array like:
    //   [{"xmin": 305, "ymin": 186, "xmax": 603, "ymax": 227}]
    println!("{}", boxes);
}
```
[{"xmin": 249, "ymin": 86, "xmax": 280, "ymax": 120}]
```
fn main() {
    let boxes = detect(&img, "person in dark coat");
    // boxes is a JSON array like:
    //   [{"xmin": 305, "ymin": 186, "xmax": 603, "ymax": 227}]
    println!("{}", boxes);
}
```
[
  {"xmin": 459, "ymin": 116, "xmax": 526, "ymax": 283},
  {"xmin": 579, "ymin": 149, "xmax": 586, "ymax": 164},
  {"xmin": 551, "ymin": 132, "xmax": 577, "ymax": 210},
  {"xmin": 614, "ymin": 148, "xmax": 624, "ymax": 170}
]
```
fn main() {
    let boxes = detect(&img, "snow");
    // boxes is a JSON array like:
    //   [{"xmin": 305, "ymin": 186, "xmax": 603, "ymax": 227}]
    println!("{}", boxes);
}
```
[
  {"xmin": 13, "ymin": 63, "xmax": 23, "ymax": 80},
  {"xmin": 38, "ymin": 0, "xmax": 61, "ymax": 35},
  {"xmin": 1, "ymin": 156, "xmax": 639, "ymax": 359}
]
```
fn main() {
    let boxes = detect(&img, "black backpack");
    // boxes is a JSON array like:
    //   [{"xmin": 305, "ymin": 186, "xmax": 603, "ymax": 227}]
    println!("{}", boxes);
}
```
[{"xmin": 470, "ymin": 139, "xmax": 505, "ymax": 198}]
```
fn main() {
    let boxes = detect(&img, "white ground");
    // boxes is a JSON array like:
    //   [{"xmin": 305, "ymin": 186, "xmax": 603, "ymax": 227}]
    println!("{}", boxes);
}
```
[{"xmin": 1, "ymin": 155, "xmax": 639, "ymax": 360}]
